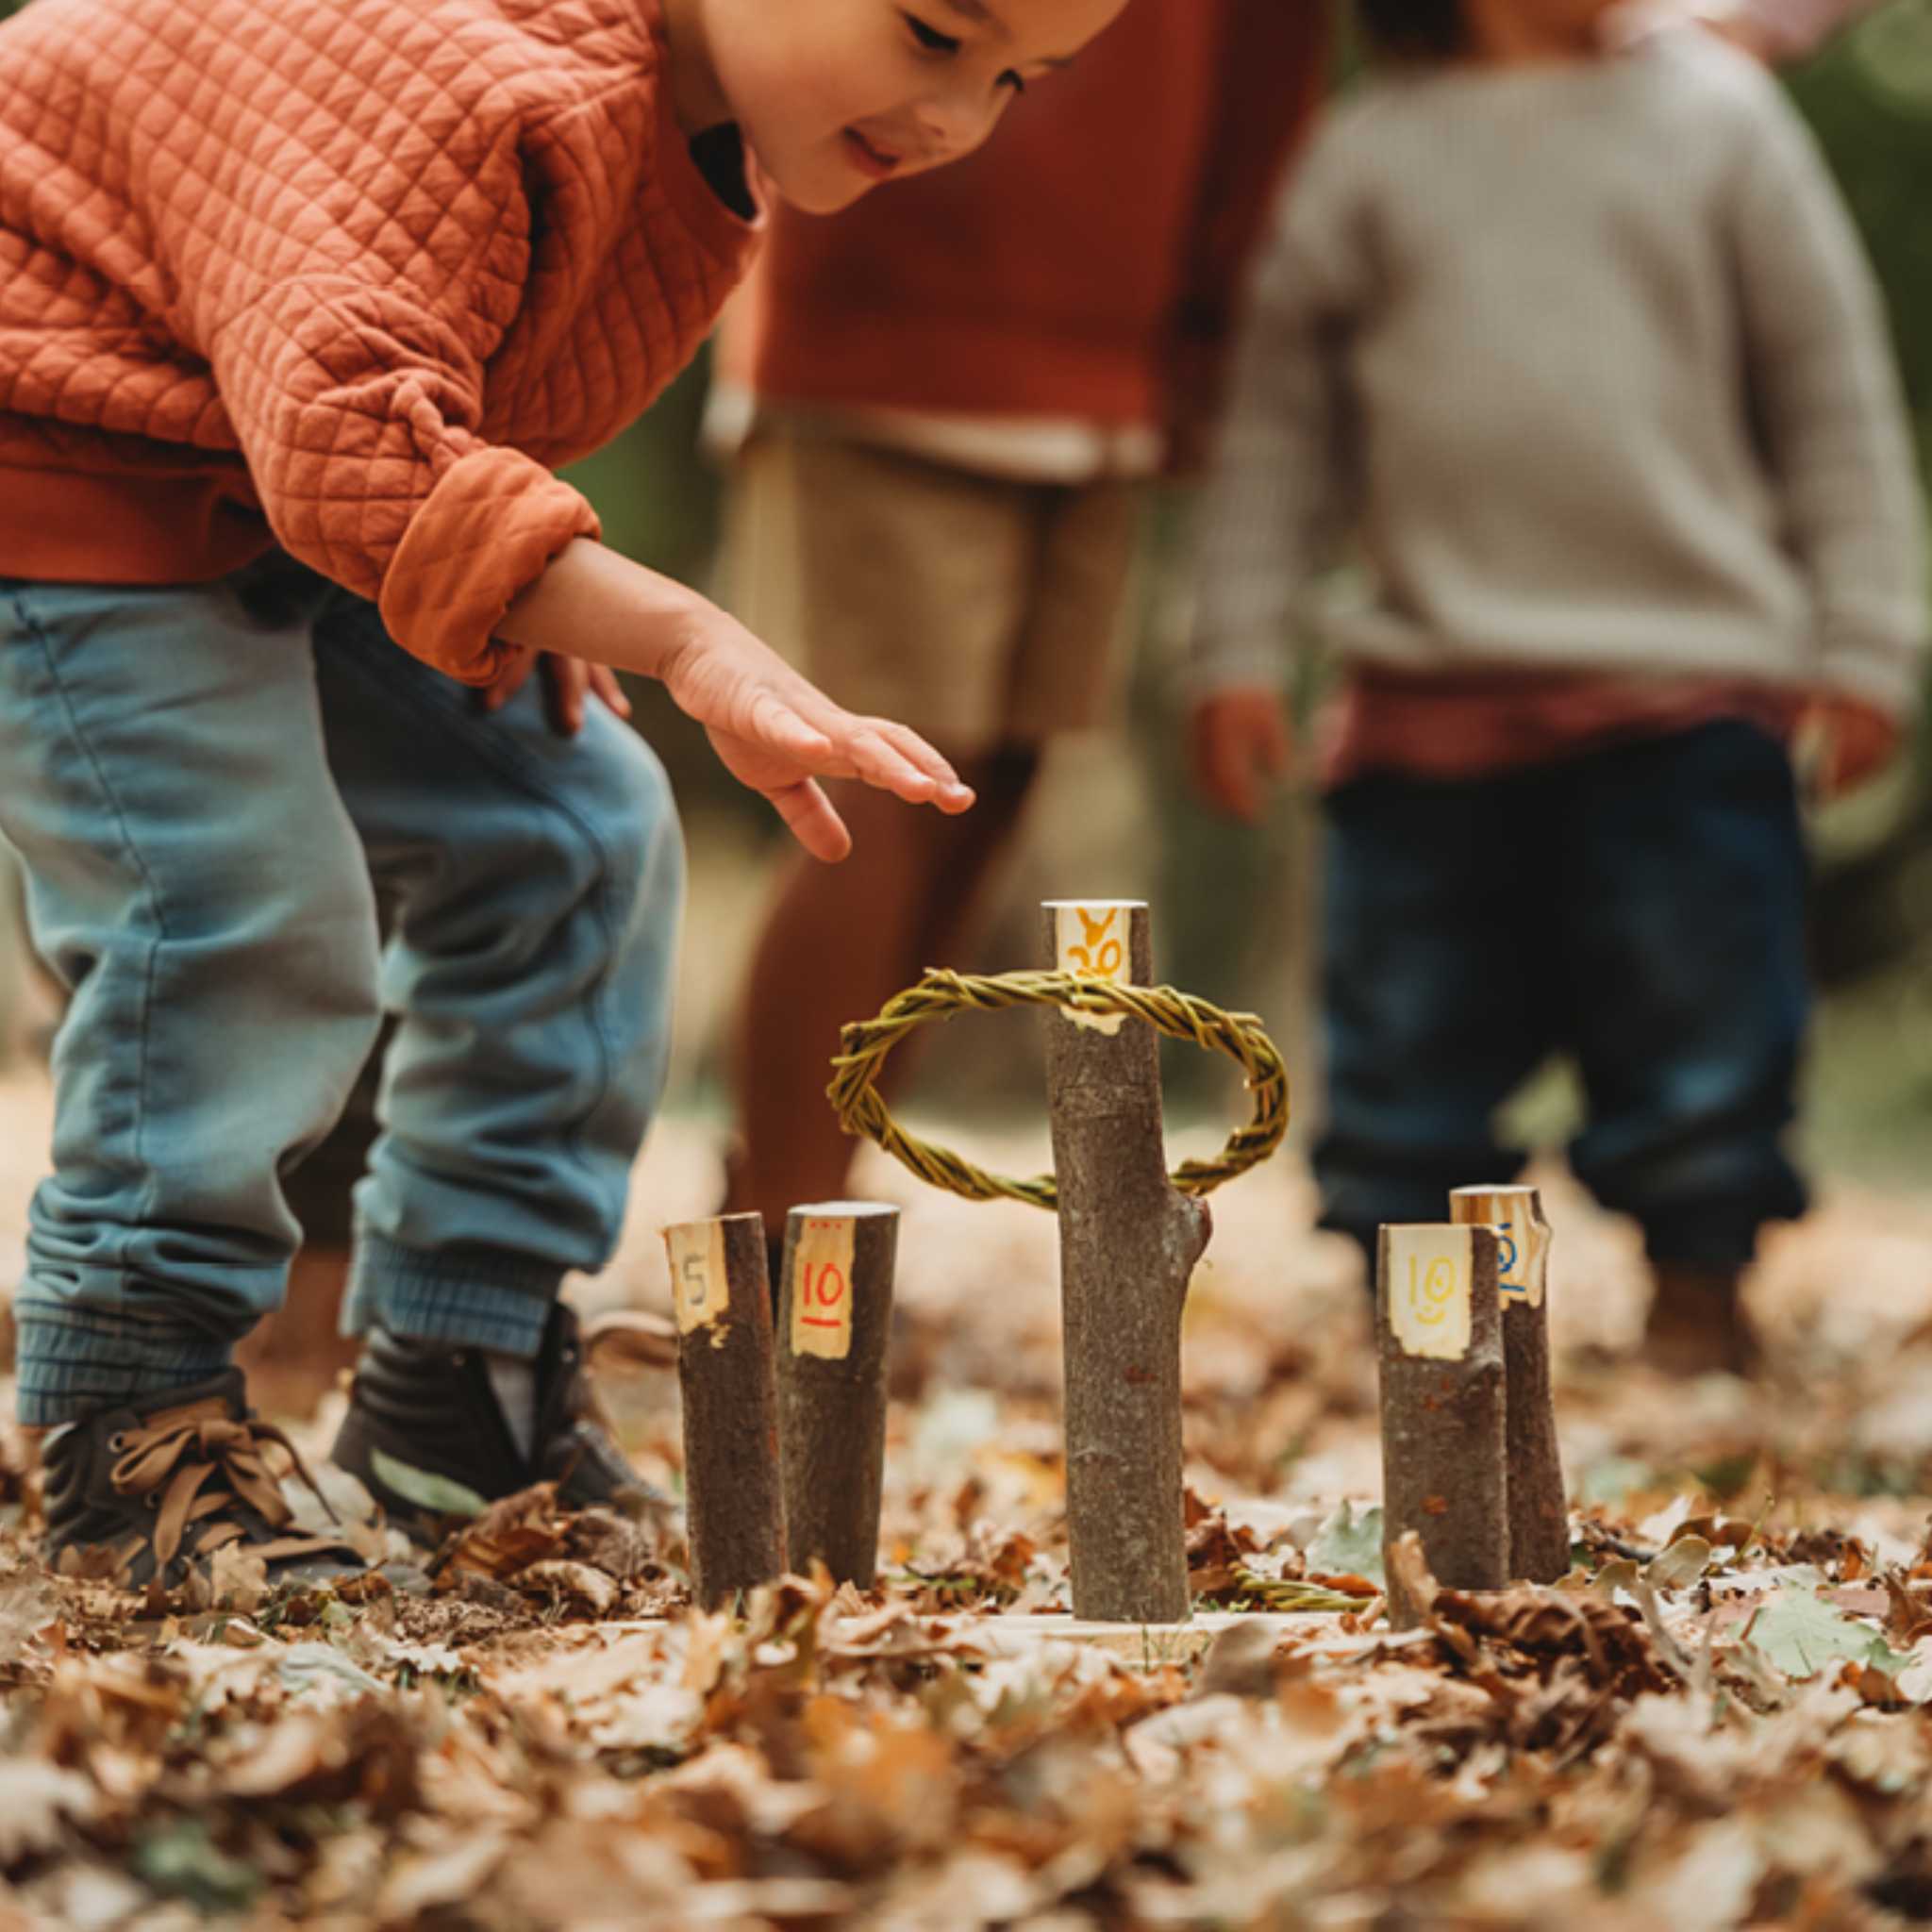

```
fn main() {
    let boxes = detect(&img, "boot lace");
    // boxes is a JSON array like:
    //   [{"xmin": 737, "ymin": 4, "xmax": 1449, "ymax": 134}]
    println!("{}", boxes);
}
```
[{"xmin": 108, "ymin": 1410, "xmax": 351, "ymax": 1579}]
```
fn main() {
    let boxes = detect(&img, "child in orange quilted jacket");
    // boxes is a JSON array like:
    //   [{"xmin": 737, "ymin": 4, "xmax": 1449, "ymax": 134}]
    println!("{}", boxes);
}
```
[{"xmin": 0, "ymin": 0, "xmax": 1124, "ymax": 1591}]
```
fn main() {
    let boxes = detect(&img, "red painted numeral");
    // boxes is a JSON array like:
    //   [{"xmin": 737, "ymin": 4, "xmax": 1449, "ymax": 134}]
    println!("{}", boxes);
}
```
[{"xmin": 800, "ymin": 1260, "xmax": 846, "ymax": 1327}]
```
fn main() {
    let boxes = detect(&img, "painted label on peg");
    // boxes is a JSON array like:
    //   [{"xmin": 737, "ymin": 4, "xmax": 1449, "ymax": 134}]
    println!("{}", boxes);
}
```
[
  {"xmin": 1387, "ymin": 1225, "xmax": 1474, "ymax": 1361},
  {"xmin": 791, "ymin": 1215, "xmax": 857, "ymax": 1361},
  {"xmin": 666, "ymin": 1221, "xmax": 728, "ymax": 1335},
  {"xmin": 1449, "ymin": 1187, "xmax": 1547, "ymax": 1307},
  {"xmin": 1053, "ymin": 901, "xmax": 1131, "ymax": 1036}
]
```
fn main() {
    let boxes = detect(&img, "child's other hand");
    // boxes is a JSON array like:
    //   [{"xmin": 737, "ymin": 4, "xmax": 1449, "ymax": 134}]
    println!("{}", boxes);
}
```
[
  {"xmin": 1802, "ymin": 693, "xmax": 1902, "ymax": 799},
  {"xmin": 659, "ymin": 617, "xmax": 975, "ymax": 863},
  {"xmin": 1190, "ymin": 687, "xmax": 1293, "ymax": 823},
  {"xmin": 482, "ymin": 648, "xmax": 633, "ymax": 736}
]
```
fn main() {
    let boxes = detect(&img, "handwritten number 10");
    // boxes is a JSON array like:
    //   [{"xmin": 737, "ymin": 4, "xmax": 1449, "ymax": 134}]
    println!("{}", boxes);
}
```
[{"xmin": 800, "ymin": 1260, "xmax": 847, "ymax": 1327}]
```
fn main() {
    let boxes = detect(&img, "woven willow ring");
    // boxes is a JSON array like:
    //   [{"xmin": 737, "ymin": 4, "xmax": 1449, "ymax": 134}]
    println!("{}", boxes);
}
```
[{"xmin": 825, "ymin": 968, "xmax": 1290, "ymax": 1211}]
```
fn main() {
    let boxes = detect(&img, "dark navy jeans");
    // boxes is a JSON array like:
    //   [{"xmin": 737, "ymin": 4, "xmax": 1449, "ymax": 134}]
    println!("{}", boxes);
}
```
[{"xmin": 1314, "ymin": 721, "xmax": 1808, "ymax": 1269}]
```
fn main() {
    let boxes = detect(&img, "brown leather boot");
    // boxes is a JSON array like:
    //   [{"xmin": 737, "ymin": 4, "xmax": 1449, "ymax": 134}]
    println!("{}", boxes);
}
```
[{"xmin": 1641, "ymin": 1263, "xmax": 1757, "ymax": 1377}]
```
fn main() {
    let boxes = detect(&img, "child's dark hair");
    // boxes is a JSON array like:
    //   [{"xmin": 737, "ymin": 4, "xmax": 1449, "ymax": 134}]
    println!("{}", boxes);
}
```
[{"xmin": 1356, "ymin": 0, "xmax": 1469, "ymax": 63}]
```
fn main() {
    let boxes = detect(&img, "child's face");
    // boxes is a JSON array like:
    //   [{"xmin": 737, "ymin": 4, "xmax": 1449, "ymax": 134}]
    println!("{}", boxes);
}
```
[{"xmin": 698, "ymin": 0, "xmax": 1129, "ymax": 213}]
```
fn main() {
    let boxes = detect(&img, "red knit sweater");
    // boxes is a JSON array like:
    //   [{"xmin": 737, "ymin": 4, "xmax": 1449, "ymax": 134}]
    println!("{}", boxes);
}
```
[{"xmin": 0, "ymin": 0, "xmax": 759, "ymax": 681}]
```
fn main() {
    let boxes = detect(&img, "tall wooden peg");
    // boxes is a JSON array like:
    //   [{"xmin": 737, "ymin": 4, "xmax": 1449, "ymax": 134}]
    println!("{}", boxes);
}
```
[
  {"xmin": 1041, "ymin": 900, "xmax": 1211, "ymax": 1625},
  {"xmin": 1450, "ymin": 1184, "xmax": 1569, "ymax": 1583},
  {"xmin": 1376, "ymin": 1223, "xmax": 1508, "ymax": 1628},
  {"xmin": 661, "ymin": 1212, "xmax": 787, "ymax": 1609},
  {"xmin": 775, "ymin": 1201, "xmax": 899, "ymax": 1588}
]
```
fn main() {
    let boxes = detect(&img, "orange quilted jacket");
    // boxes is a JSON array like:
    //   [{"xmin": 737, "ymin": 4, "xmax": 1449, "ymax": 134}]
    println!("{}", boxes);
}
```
[{"xmin": 0, "ymin": 0, "xmax": 760, "ymax": 681}]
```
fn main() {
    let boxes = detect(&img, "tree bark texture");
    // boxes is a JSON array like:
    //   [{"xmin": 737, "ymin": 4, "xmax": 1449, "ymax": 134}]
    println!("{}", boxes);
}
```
[
  {"xmin": 662, "ymin": 1211, "xmax": 787, "ymax": 1609},
  {"xmin": 1377, "ymin": 1222, "xmax": 1507, "ymax": 1628},
  {"xmin": 1449, "ymin": 1185, "xmax": 1570, "ymax": 1583},
  {"xmin": 775, "ymin": 1200, "xmax": 898, "ymax": 1589},
  {"xmin": 1041, "ymin": 901, "xmax": 1211, "ymax": 1624}
]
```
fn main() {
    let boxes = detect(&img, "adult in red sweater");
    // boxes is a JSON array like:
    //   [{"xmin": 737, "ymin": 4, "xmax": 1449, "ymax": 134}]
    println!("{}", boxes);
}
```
[{"xmin": 711, "ymin": 0, "xmax": 1329, "ymax": 1252}]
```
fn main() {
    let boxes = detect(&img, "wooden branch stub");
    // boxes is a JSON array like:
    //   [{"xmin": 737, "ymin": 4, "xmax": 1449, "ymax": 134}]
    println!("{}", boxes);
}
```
[
  {"xmin": 1041, "ymin": 901, "xmax": 1211, "ymax": 1625},
  {"xmin": 1376, "ymin": 1223, "xmax": 1507, "ymax": 1629},
  {"xmin": 1449, "ymin": 1185, "xmax": 1569, "ymax": 1583},
  {"xmin": 662, "ymin": 1212, "xmax": 787, "ymax": 1609},
  {"xmin": 775, "ymin": 1200, "xmax": 898, "ymax": 1589}
]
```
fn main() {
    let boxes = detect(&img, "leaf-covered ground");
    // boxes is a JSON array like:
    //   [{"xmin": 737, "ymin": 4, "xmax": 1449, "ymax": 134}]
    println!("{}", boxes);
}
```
[{"xmin": 4, "ymin": 1066, "xmax": 1932, "ymax": 1929}]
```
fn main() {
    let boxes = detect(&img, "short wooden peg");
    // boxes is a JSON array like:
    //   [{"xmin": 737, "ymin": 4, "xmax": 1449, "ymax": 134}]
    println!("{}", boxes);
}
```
[
  {"xmin": 776, "ymin": 1201, "xmax": 899, "ymax": 1589},
  {"xmin": 1449, "ymin": 1184, "xmax": 1569, "ymax": 1583},
  {"xmin": 661, "ymin": 1211, "xmax": 787, "ymax": 1609},
  {"xmin": 1376, "ymin": 1222, "xmax": 1508, "ymax": 1628}
]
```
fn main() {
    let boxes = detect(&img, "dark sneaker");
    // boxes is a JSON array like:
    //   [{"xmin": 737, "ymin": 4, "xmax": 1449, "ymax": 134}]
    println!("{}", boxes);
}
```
[
  {"xmin": 1641, "ymin": 1264, "xmax": 1757, "ymax": 1377},
  {"xmin": 42, "ymin": 1371, "xmax": 365, "ymax": 1592},
  {"xmin": 329, "ymin": 1303, "xmax": 658, "ymax": 1543}
]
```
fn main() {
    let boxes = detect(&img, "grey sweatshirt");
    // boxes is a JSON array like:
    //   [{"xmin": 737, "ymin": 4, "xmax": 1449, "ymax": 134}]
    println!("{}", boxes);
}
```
[{"xmin": 1191, "ymin": 29, "xmax": 1926, "ymax": 719}]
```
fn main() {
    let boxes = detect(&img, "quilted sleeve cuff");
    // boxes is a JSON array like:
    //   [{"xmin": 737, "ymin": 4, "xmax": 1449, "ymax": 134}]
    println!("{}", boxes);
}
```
[{"xmin": 377, "ymin": 447, "xmax": 602, "ymax": 683}]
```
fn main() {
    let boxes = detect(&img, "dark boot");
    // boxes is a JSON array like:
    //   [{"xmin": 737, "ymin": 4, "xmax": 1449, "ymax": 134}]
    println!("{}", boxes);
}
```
[
  {"xmin": 42, "ymin": 1371, "xmax": 364, "ymax": 1591},
  {"xmin": 330, "ymin": 1302, "xmax": 658, "ymax": 1543},
  {"xmin": 1641, "ymin": 1263, "xmax": 1757, "ymax": 1377}
]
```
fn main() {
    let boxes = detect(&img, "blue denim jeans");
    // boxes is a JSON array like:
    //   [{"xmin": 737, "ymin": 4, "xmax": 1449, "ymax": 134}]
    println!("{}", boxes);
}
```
[
  {"xmin": 0, "ymin": 556, "xmax": 683, "ymax": 1424},
  {"xmin": 1314, "ymin": 721, "xmax": 1809, "ymax": 1269}
]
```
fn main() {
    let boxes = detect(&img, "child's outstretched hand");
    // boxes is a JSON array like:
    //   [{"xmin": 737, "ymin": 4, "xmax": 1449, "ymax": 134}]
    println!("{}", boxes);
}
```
[
  {"xmin": 658, "ymin": 619, "xmax": 974, "ymax": 861},
  {"xmin": 1190, "ymin": 686, "xmax": 1293, "ymax": 824},
  {"xmin": 497, "ymin": 538, "xmax": 975, "ymax": 861}
]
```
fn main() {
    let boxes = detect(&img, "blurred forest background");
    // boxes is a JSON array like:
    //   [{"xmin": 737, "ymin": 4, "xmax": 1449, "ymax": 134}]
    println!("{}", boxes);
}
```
[{"xmin": 7, "ymin": 0, "xmax": 1932, "ymax": 1181}]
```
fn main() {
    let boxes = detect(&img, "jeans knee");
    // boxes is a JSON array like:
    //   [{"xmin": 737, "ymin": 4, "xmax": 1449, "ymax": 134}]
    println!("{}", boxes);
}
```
[
  {"xmin": 567, "ymin": 719, "xmax": 685, "ymax": 919},
  {"xmin": 294, "ymin": 839, "xmax": 384, "ymax": 1015}
]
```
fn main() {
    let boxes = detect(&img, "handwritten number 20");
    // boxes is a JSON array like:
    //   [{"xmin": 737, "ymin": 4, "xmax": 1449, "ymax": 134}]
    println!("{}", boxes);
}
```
[{"xmin": 1068, "ymin": 908, "xmax": 1123, "ymax": 979}]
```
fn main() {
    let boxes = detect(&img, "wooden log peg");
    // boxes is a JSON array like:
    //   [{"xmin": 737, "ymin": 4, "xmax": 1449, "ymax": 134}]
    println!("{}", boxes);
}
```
[
  {"xmin": 1449, "ymin": 1184, "xmax": 1570, "ymax": 1583},
  {"xmin": 1376, "ymin": 1222, "xmax": 1508, "ymax": 1628},
  {"xmin": 661, "ymin": 1211, "xmax": 787, "ymax": 1610},
  {"xmin": 775, "ymin": 1200, "xmax": 899, "ymax": 1588},
  {"xmin": 1041, "ymin": 900, "xmax": 1211, "ymax": 1625}
]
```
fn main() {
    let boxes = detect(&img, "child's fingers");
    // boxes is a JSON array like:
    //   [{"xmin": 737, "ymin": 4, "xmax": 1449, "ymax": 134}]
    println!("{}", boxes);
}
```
[
  {"xmin": 1204, "ymin": 721, "xmax": 1262, "ymax": 823},
  {"xmin": 1222, "ymin": 749, "xmax": 1262, "ymax": 824},
  {"xmin": 767, "ymin": 777, "xmax": 853, "ymax": 863},
  {"xmin": 483, "ymin": 645, "xmax": 539, "ymax": 713},
  {"xmin": 1810, "ymin": 694, "xmax": 1900, "ymax": 798},
  {"xmin": 1189, "ymin": 691, "xmax": 1290, "ymax": 824},
  {"xmin": 540, "ymin": 654, "xmax": 586, "ymax": 737},
  {"xmin": 854, "ymin": 719, "xmax": 975, "ymax": 811},
  {"xmin": 591, "ymin": 664, "xmax": 632, "ymax": 721},
  {"xmin": 743, "ymin": 688, "xmax": 838, "ymax": 766},
  {"xmin": 829, "ymin": 725, "xmax": 946, "ymax": 803},
  {"xmin": 798, "ymin": 716, "xmax": 976, "ymax": 811}
]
